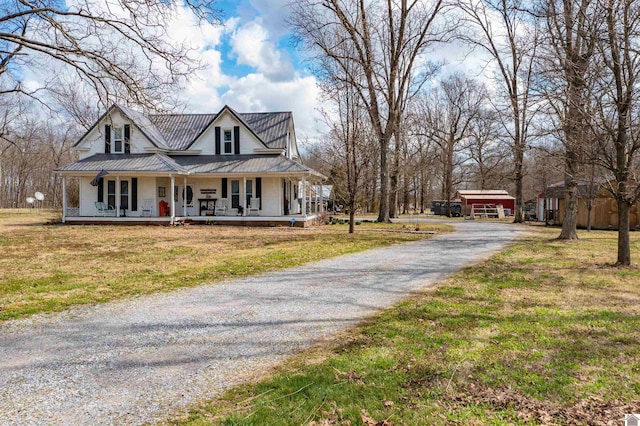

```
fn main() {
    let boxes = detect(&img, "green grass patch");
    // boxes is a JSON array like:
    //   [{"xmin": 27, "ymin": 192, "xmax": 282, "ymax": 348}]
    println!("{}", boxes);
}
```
[{"xmin": 171, "ymin": 227, "xmax": 640, "ymax": 425}]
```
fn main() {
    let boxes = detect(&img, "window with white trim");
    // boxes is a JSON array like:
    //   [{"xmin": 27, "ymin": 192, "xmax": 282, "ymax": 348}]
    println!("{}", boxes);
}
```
[
  {"xmin": 223, "ymin": 129, "xmax": 232, "ymax": 154},
  {"xmin": 113, "ymin": 127, "xmax": 123, "ymax": 153}
]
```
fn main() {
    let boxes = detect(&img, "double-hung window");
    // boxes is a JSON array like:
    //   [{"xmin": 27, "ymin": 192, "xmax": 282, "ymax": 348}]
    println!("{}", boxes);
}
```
[
  {"xmin": 223, "ymin": 129, "xmax": 232, "ymax": 154},
  {"xmin": 113, "ymin": 127, "xmax": 123, "ymax": 153}
]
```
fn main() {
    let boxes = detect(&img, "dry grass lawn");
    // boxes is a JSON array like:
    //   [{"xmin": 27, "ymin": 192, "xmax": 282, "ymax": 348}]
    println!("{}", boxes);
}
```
[
  {"xmin": 174, "ymin": 226, "xmax": 640, "ymax": 425},
  {"xmin": 0, "ymin": 209, "xmax": 451, "ymax": 322}
]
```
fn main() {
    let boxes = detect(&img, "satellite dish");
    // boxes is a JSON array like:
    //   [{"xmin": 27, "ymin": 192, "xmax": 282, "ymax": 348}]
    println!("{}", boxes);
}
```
[
  {"xmin": 35, "ymin": 192, "xmax": 44, "ymax": 201},
  {"xmin": 26, "ymin": 197, "xmax": 35, "ymax": 204}
]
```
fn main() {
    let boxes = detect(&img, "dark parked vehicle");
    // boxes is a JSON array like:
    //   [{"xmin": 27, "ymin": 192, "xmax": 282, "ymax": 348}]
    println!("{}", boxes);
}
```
[{"xmin": 430, "ymin": 200, "xmax": 462, "ymax": 217}]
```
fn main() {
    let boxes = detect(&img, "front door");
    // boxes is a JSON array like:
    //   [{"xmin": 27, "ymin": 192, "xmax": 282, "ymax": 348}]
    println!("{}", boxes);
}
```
[{"xmin": 175, "ymin": 184, "xmax": 195, "ymax": 216}]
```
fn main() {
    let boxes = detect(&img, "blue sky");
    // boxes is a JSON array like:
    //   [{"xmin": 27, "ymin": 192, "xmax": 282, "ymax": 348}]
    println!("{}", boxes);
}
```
[{"xmin": 171, "ymin": 0, "xmax": 322, "ymax": 140}]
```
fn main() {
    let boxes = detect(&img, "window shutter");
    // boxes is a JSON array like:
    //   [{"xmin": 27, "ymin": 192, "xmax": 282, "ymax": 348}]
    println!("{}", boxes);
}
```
[
  {"xmin": 97, "ymin": 178, "xmax": 104, "ymax": 202},
  {"xmin": 221, "ymin": 178, "xmax": 228, "ymax": 198},
  {"xmin": 233, "ymin": 126, "xmax": 240, "ymax": 154},
  {"xmin": 131, "ymin": 178, "xmax": 138, "ymax": 211},
  {"xmin": 104, "ymin": 125, "xmax": 111, "ymax": 153},
  {"xmin": 256, "ymin": 177, "xmax": 262, "ymax": 209},
  {"xmin": 124, "ymin": 124, "xmax": 131, "ymax": 154},
  {"xmin": 215, "ymin": 127, "xmax": 221, "ymax": 155}
]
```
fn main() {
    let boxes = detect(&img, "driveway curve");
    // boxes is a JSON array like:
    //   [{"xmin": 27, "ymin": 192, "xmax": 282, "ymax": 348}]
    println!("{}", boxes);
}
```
[{"xmin": 0, "ymin": 220, "xmax": 524, "ymax": 425}]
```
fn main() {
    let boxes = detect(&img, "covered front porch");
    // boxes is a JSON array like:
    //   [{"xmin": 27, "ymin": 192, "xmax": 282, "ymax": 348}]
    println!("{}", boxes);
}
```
[{"xmin": 59, "ymin": 173, "xmax": 325, "ymax": 227}]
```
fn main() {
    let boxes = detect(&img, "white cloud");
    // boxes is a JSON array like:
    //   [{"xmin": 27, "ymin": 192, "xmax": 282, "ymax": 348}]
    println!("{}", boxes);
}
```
[
  {"xmin": 229, "ymin": 18, "xmax": 294, "ymax": 81},
  {"xmin": 220, "ymin": 73, "xmax": 323, "ymax": 139},
  {"xmin": 247, "ymin": 0, "xmax": 291, "ymax": 39}
]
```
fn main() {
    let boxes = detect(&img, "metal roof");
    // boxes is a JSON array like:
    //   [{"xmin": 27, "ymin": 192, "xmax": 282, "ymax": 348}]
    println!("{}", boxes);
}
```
[
  {"xmin": 239, "ymin": 112, "xmax": 291, "ymax": 150},
  {"xmin": 118, "ymin": 105, "xmax": 170, "ymax": 150},
  {"xmin": 148, "ymin": 114, "xmax": 216, "ymax": 151},
  {"xmin": 457, "ymin": 190, "xmax": 511, "ymax": 196},
  {"xmin": 57, "ymin": 154, "xmax": 185, "ymax": 173},
  {"xmin": 459, "ymin": 194, "xmax": 515, "ymax": 201},
  {"xmin": 75, "ymin": 104, "xmax": 293, "ymax": 152},
  {"xmin": 147, "ymin": 111, "xmax": 291, "ymax": 151},
  {"xmin": 57, "ymin": 154, "xmax": 325, "ymax": 178},
  {"xmin": 174, "ymin": 155, "xmax": 323, "ymax": 177}
]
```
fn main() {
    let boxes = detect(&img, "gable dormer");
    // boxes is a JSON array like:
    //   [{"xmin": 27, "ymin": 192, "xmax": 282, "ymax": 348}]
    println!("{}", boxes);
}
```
[
  {"xmin": 73, "ymin": 105, "xmax": 167, "ymax": 160},
  {"xmin": 188, "ymin": 106, "xmax": 275, "ymax": 155}
]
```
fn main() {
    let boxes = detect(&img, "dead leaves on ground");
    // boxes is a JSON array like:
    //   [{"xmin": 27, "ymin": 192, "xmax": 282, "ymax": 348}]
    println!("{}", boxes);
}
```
[{"xmin": 450, "ymin": 382, "xmax": 636, "ymax": 425}]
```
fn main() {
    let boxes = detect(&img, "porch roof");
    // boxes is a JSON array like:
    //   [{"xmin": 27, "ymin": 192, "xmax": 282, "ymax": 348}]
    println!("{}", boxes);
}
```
[
  {"xmin": 57, "ymin": 153, "xmax": 185, "ymax": 173},
  {"xmin": 57, "ymin": 153, "xmax": 325, "ymax": 178}
]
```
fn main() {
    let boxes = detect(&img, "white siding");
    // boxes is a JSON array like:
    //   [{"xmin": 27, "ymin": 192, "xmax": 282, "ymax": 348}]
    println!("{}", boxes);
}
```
[
  {"xmin": 189, "ymin": 110, "xmax": 266, "ymax": 154},
  {"xmin": 260, "ymin": 177, "xmax": 282, "ymax": 216},
  {"xmin": 79, "ymin": 175, "xmax": 157, "ymax": 216},
  {"xmin": 76, "ymin": 110, "xmax": 157, "ymax": 159}
]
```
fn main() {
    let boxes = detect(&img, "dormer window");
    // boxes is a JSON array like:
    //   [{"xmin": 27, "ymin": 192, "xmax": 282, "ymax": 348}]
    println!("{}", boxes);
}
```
[
  {"xmin": 223, "ymin": 129, "xmax": 232, "ymax": 154},
  {"xmin": 113, "ymin": 127, "xmax": 123, "ymax": 153},
  {"xmin": 104, "ymin": 124, "xmax": 130, "ymax": 154}
]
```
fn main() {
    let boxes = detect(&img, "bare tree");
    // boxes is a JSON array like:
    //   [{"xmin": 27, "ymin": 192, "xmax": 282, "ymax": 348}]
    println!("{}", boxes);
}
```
[
  {"xmin": 289, "ymin": 0, "xmax": 449, "ymax": 222},
  {"xmin": 591, "ymin": 0, "xmax": 640, "ymax": 265},
  {"xmin": 418, "ymin": 73, "xmax": 486, "ymax": 217},
  {"xmin": 457, "ymin": 0, "xmax": 540, "ymax": 223},
  {"xmin": 0, "ymin": 0, "xmax": 220, "ymax": 112},
  {"xmin": 466, "ymin": 108, "xmax": 511, "ymax": 189},
  {"xmin": 535, "ymin": 0, "xmax": 600, "ymax": 240}
]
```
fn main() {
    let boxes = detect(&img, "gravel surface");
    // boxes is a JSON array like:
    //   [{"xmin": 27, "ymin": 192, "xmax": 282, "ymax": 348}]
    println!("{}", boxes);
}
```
[{"xmin": 0, "ymin": 220, "xmax": 524, "ymax": 425}]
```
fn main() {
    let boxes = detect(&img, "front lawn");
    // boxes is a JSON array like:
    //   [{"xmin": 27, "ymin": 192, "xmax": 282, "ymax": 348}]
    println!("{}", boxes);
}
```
[
  {"xmin": 0, "ymin": 210, "xmax": 450, "ymax": 322},
  {"xmin": 173, "ymin": 227, "xmax": 640, "ymax": 425}
]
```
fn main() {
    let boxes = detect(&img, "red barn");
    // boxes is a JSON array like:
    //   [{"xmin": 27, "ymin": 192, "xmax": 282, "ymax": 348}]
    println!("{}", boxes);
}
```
[{"xmin": 455, "ymin": 190, "xmax": 516, "ymax": 217}]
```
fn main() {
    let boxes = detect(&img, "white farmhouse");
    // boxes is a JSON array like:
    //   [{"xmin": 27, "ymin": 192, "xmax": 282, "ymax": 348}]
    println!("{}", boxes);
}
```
[{"xmin": 57, "ymin": 104, "xmax": 325, "ymax": 226}]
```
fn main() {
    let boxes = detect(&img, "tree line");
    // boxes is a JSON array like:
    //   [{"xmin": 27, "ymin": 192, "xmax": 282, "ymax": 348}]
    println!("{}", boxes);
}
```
[{"xmin": 294, "ymin": 0, "xmax": 640, "ymax": 266}]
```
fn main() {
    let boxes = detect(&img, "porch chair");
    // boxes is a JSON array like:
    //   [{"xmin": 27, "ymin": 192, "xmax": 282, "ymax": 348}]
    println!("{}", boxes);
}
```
[
  {"xmin": 215, "ymin": 198, "xmax": 229, "ymax": 216},
  {"xmin": 95, "ymin": 201, "xmax": 115, "ymax": 217},
  {"xmin": 248, "ymin": 197, "xmax": 260, "ymax": 216},
  {"xmin": 141, "ymin": 199, "xmax": 153, "ymax": 217}
]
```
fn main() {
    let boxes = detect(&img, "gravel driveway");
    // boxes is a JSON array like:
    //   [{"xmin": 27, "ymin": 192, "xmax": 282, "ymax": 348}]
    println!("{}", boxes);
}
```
[{"xmin": 0, "ymin": 220, "xmax": 524, "ymax": 425}]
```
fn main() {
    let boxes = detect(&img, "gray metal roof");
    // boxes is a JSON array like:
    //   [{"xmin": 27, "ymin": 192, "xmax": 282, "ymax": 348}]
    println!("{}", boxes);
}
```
[
  {"xmin": 240, "ymin": 112, "xmax": 291, "ymax": 149},
  {"xmin": 118, "ymin": 105, "xmax": 170, "ymax": 150},
  {"xmin": 57, "ymin": 154, "xmax": 325, "ymax": 178},
  {"xmin": 75, "ymin": 104, "xmax": 293, "ymax": 152},
  {"xmin": 57, "ymin": 154, "xmax": 185, "ymax": 173},
  {"xmin": 148, "ymin": 114, "xmax": 216, "ymax": 151},
  {"xmin": 147, "ymin": 111, "xmax": 291, "ymax": 151},
  {"xmin": 174, "ymin": 155, "xmax": 322, "ymax": 176}
]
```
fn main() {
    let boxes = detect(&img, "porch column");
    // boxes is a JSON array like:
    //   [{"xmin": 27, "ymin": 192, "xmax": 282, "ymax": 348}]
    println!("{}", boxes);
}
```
[
  {"xmin": 62, "ymin": 176, "xmax": 67, "ymax": 224},
  {"xmin": 183, "ymin": 176, "xmax": 187, "ymax": 217},
  {"xmin": 242, "ymin": 177, "xmax": 247, "ymax": 216},
  {"xmin": 116, "ymin": 175, "xmax": 120, "ymax": 217},
  {"xmin": 170, "ymin": 175, "xmax": 176, "ymax": 224},
  {"xmin": 301, "ymin": 177, "xmax": 307, "ymax": 217},
  {"xmin": 316, "ymin": 182, "xmax": 320, "ymax": 213}
]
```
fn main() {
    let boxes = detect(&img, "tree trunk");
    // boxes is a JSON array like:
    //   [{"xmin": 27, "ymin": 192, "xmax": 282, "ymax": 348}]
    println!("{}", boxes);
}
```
[
  {"xmin": 559, "ymin": 155, "xmax": 579, "ymax": 240},
  {"xmin": 513, "ymin": 142, "xmax": 525, "ymax": 223},
  {"xmin": 349, "ymin": 202, "xmax": 355, "ymax": 234},
  {"xmin": 389, "ymin": 172, "xmax": 398, "ymax": 218},
  {"xmin": 377, "ymin": 137, "xmax": 390, "ymax": 223},
  {"xmin": 617, "ymin": 198, "xmax": 631, "ymax": 265}
]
